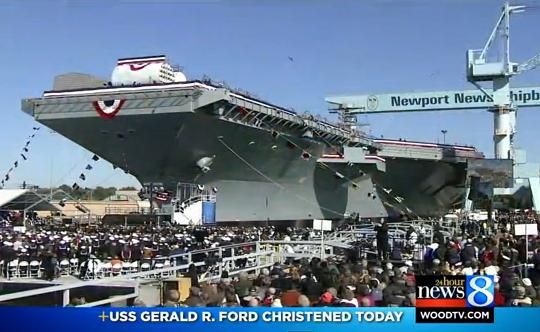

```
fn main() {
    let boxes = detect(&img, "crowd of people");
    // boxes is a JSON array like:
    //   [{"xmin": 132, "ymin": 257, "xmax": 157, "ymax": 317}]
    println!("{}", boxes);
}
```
[
  {"xmin": 0, "ymin": 216, "xmax": 311, "ymax": 280},
  {"xmin": 1, "ymin": 211, "xmax": 540, "ymax": 307}
]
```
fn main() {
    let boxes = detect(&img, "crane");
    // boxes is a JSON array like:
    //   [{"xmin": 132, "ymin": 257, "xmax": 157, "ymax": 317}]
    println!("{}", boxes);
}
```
[
  {"xmin": 466, "ymin": 2, "xmax": 537, "ymax": 160},
  {"xmin": 325, "ymin": 2, "xmax": 540, "ymax": 212},
  {"xmin": 518, "ymin": 53, "xmax": 540, "ymax": 73},
  {"xmin": 327, "ymin": 2, "xmax": 540, "ymax": 161}
]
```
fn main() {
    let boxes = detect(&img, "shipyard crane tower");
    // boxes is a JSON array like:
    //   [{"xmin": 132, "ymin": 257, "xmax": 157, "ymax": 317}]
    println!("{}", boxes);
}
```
[{"xmin": 466, "ymin": 2, "xmax": 539, "ymax": 160}]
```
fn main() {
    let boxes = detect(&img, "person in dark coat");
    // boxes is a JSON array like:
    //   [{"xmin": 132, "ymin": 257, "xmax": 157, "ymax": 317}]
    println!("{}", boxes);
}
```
[
  {"xmin": 461, "ymin": 239, "xmax": 477, "ymax": 262},
  {"xmin": 186, "ymin": 263, "xmax": 200, "ymax": 288},
  {"xmin": 41, "ymin": 251, "xmax": 57, "ymax": 281},
  {"xmin": 0, "ymin": 243, "xmax": 17, "ymax": 277},
  {"xmin": 130, "ymin": 242, "xmax": 142, "ymax": 262},
  {"xmin": 375, "ymin": 221, "xmax": 389, "ymax": 261},
  {"xmin": 121, "ymin": 244, "xmax": 132, "ymax": 262},
  {"xmin": 446, "ymin": 242, "xmax": 460, "ymax": 265},
  {"xmin": 300, "ymin": 273, "xmax": 323, "ymax": 301}
]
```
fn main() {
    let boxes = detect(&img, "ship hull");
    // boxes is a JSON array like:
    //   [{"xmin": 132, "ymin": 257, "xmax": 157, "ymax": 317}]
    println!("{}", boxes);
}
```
[
  {"xmin": 23, "ymin": 81, "xmax": 481, "ymax": 221},
  {"xmin": 373, "ymin": 158, "xmax": 467, "ymax": 217},
  {"xmin": 38, "ymin": 111, "xmax": 389, "ymax": 221}
]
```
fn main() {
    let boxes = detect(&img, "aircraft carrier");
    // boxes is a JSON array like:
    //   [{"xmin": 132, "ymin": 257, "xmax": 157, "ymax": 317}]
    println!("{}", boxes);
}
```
[{"xmin": 21, "ymin": 55, "xmax": 483, "ymax": 222}]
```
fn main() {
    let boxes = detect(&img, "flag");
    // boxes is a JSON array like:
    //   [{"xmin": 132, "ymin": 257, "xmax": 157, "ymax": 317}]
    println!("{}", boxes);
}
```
[
  {"xmin": 72, "ymin": 183, "xmax": 80, "ymax": 191},
  {"xmin": 92, "ymin": 154, "xmax": 99, "ymax": 161},
  {"xmin": 14, "ymin": 161, "xmax": 18, "ymax": 168},
  {"xmin": 31, "ymin": 134, "xmax": 35, "ymax": 138},
  {"xmin": 23, "ymin": 147, "xmax": 29, "ymax": 153},
  {"xmin": 25, "ymin": 141, "xmax": 30, "ymax": 146},
  {"xmin": 21, "ymin": 154, "xmax": 27, "ymax": 160},
  {"xmin": 79, "ymin": 173, "xmax": 86, "ymax": 181},
  {"xmin": 5, "ymin": 174, "xmax": 9, "ymax": 181},
  {"xmin": 85, "ymin": 164, "xmax": 93, "ymax": 170}
]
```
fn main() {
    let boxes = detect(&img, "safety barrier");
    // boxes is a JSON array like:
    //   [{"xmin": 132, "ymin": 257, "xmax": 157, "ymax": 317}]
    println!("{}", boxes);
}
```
[
  {"xmin": 0, "ymin": 240, "xmax": 307, "ymax": 307},
  {"xmin": 0, "ymin": 231, "xmax": 434, "ymax": 307}
]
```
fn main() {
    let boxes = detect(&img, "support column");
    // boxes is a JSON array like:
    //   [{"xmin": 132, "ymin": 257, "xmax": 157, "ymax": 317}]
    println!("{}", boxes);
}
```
[
  {"xmin": 492, "ymin": 77, "xmax": 514, "ymax": 159},
  {"xmin": 493, "ymin": 107, "xmax": 516, "ymax": 159}
]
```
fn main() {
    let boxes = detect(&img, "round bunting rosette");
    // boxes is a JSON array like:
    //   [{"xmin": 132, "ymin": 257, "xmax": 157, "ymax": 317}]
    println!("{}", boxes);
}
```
[{"xmin": 92, "ymin": 99, "xmax": 125, "ymax": 119}]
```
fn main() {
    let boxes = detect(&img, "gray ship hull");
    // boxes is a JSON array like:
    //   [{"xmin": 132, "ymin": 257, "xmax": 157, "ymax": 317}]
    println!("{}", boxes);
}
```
[
  {"xmin": 35, "ymin": 110, "xmax": 388, "ymax": 221},
  {"xmin": 23, "ymin": 80, "xmax": 482, "ymax": 221},
  {"xmin": 374, "ymin": 158, "xmax": 468, "ymax": 217}
]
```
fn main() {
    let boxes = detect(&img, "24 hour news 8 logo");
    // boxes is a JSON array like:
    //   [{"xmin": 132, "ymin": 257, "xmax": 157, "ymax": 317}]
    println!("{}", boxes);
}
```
[{"xmin": 415, "ymin": 275, "xmax": 495, "ymax": 323}]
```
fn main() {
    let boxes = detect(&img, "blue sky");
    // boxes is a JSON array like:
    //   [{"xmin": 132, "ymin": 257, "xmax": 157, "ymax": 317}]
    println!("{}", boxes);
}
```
[{"xmin": 0, "ymin": 0, "xmax": 539, "ymax": 189}]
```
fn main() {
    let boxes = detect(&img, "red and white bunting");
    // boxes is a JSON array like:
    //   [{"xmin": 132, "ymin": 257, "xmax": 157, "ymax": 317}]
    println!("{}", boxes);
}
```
[
  {"xmin": 128, "ymin": 62, "xmax": 153, "ymax": 71},
  {"xmin": 92, "ymin": 99, "xmax": 126, "ymax": 119}
]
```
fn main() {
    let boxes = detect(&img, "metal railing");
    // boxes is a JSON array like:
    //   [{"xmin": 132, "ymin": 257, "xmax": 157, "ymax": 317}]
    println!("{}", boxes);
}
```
[
  {"xmin": 314, "ymin": 221, "xmax": 456, "ymax": 262},
  {"xmin": 0, "ymin": 237, "xmax": 359, "ymax": 307},
  {"xmin": 104, "ymin": 206, "xmax": 141, "ymax": 214},
  {"xmin": 324, "ymin": 220, "xmax": 453, "ymax": 244}
]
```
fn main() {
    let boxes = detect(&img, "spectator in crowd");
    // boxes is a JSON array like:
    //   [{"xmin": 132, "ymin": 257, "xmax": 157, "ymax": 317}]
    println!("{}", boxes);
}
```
[
  {"xmin": 184, "ymin": 287, "xmax": 205, "ymax": 307},
  {"xmin": 163, "ymin": 290, "xmax": 180, "ymax": 307},
  {"xmin": 375, "ymin": 220, "xmax": 389, "ymax": 261}
]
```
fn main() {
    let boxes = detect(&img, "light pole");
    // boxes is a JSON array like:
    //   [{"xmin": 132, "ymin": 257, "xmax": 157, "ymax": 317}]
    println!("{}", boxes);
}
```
[{"xmin": 441, "ymin": 129, "xmax": 448, "ymax": 144}]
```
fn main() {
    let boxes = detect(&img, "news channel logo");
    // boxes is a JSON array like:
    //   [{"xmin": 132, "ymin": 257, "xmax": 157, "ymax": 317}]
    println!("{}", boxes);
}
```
[
  {"xmin": 465, "ymin": 275, "xmax": 495, "ymax": 308},
  {"xmin": 415, "ymin": 275, "xmax": 494, "ymax": 323}
]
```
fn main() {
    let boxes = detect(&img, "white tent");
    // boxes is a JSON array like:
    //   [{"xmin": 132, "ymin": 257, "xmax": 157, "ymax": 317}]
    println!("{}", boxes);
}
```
[{"xmin": 0, "ymin": 189, "xmax": 58, "ymax": 212}]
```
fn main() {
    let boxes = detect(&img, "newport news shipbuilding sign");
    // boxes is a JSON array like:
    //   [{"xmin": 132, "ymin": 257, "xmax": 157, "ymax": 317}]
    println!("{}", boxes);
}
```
[{"xmin": 325, "ymin": 86, "xmax": 540, "ymax": 113}]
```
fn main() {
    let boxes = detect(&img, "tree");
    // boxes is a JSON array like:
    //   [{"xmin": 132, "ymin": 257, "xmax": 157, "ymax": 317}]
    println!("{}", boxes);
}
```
[
  {"xmin": 58, "ymin": 184, "xmax": 71, "ymax": 193},
  {"xmin": 119, "ymin": 186, "xmax": 137, "ymax": 191},
  {"xmin": 92, "ymin": 186, "xmax": 117, "ymax": 200}
]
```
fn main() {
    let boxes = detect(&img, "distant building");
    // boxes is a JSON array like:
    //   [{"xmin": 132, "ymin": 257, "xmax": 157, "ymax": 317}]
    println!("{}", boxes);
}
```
[{"xmin": 47, "ymin": 189, "xmax": 150, "ymax": 221}]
